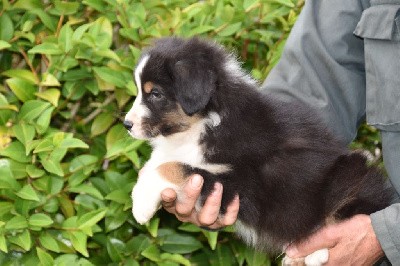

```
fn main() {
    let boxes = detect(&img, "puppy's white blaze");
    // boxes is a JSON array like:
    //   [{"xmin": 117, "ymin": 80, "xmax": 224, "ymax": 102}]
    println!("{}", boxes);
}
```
[
  {"xmin": 135, "ymin": 54, "xmax": 150, "ymax": 92},
  {"xmin": 131, "ymin": 167, "xmax": 178, "ymax": 224},
  {"xmin": 125, "ymin": 54, "xmax": 151, "ymax": 138},
  {"xmin": 304, "ymin": 249, "xmax": 329, "ymax": 266}
]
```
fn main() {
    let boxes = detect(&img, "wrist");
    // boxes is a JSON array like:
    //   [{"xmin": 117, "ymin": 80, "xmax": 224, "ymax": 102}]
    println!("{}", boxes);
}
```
[{"xmin": 363, "ymin": 215, "xmax": 385, "ymax": 262}]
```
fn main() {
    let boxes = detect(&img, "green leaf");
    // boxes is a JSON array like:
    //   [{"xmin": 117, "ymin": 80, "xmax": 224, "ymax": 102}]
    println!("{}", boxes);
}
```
[
  {"xmin": 89, "ymin": 17, "xmax": 113, "ymax": 49},
  {"xmin": 270, "ymin": 0, "xmax": 295, "ymax": 8},
  {"xmin": 77, "ymin": 208, "xmax": 107, "ymax": 230},
  {"xmin": 106, "ymin": 237, "xmax": 124, "ymax": 262},
  {"xmin": 126, "ymin": 234, "xmax": 151, "ymax": 257},
  {"xmin": 0, "ymin": 40, "xmax": 11, "ymax": 50},
  {"xmin": 69, "ymin": 231, "xmax": 89, "ymax": 257},
  {"xmin": 0, "ymin": 202, "xmax": 13, "ymax": 217},
  {"xmin": 16, "ymin": 184, "xmax": 40, "ymax": 201},
  {"xmin": 209, "ymin": 244, "xmax": 236, "ymax": 266},
  {"xmin": 178, "ymin": 222, "xmax": 202, "ymax": 232},
  {"xmin": 160, "ymin": 253, "xmax": 191, "ymax": 266},
  {"xmin": 59, "ymin": 138, "xmax": 89, "ymax": 149},
  {"xmin": 54, "ymin": 0, "xmax": 80, "ymax": 15},
  {"xmin": 41, "ymin": 157, "xmax": 64, "ymax": 176},
  {"xmin": 13, "ymin": 0, "xmax": 43, "ymax": 10},
  {"xmin": 30, "ymin": 8, "xmax": 57, "ymax": 31},
  {"xmin": 1, "ymin": 69, "xmax": 38, "ymax": 84},
  {"xmin": 0, "ymin": 141, "xmax": 30, "ymax": 163},
  {"xmin": 202, "ymin": 230, "xmax": 219, "ymax": 250},
  {"xmin": 106, "ymin": 124, "xmax": 129, "ymax": 150},
  {"xmin": 105, "ymin": 213, "xmax": 128, "ymax": 232},
  {"xmin": 189, "ymin": 25, "xmax": 216, "ymax": 36},
  {"xmin": 0, "ymin": 233, "xmax": 7, "ymax": 253},
  {"xmin": 40, "ymin": 73, "xmax": 61, "ymax": 87},
  {"xmin": 69, "ymin": 155, "xmax": 98, "ymax": 173},
  {"xmin": 72, "ymin": 23, "xmax": 91, "ymax": 42},
  {"xmin": 91, "ymin": 112, "xmax": 115, "ymax": 137},
  {"xmin": 39, "ymin": 232, "xmax": 60, "ymax": 253},
  {"xmin": 37, "ymin": 247, "xmax": 54, "ymax": 266},
  {"xmin": 36, "ymin": 88, "xmax": 61, "ymax": 106},
  {"xmin": 18, "ymin": 100, "xmax": 51, "ymax": 122},
  {"xmin": 28, "ymin": 42, "xmax": 63, "ymax": 55},
  {"xmin": 0, "ymin": 12, "xmax": 14, "ymax": 42},
  {"xmin": 146, "ymin": 217, "xmax": 160, "ymax": 238},
  {"xmin": 106, "ymin": 138, "xmax": 145, "ymax": 159},
  {"xmin": 5, "ymin": 215, "xmax": 28, "ymax": 230},
  {"xmin": 217, "ymin": 22, "xmax": 242, "ymax": 37},
  {"xmin": 69, "ymin": 184, "xmax": 104, "ymax": 200},
  {"xmin": 6, "ymin": 78, "xmax": 36, "ymax": 102},
  {"xmin": 0, "ymin": 159, "xmax": 21, "ymax": 190},
  {"xmin": 244, "ymin": 246, "xmax": 270, "ymax": 266},
  {"xmin": 141, "ymin": 244, "xmax": 161, "ymax": 262},
  {"xmin": 8, "ymin": 229, "xmax": 31, "ymax": 251},
  {"xmin": 94, "ymin": 49, "xmax": 121, "ymax": 63},
  {"xmin": 33, "ymin": 138, "xmax": 54, "ymax": 153},
  {"xmin": 58, "ymin": 23, "xmax": 73, "ymax": 52},
  {"xmin": 29, "ymin": 213, "xmax": 53, "ymax": 227},
  {"xmin": 36, "ymin": 106, "xmax": 55, "ymax": 134},
  {"xmin": 26, "ymin": 164, "xmax": 45, "ymax": 178},
  {"xmin": 13, "ymin": 123, "xmax": 35, "ymax": 148},
  {"xmin": 160, "ymin": 233, "xmax": 202, "ymax": 254},
  {"xmin": 105, "ymin": 189, "xmax": 129, "ymax": 204},
  {"xmin": 92, "ymin": 67, "xmax": 126, "ymax": 88},
  {"xmin": 243, "ymin": 0, "xmax": 260, "ymax": 12}
]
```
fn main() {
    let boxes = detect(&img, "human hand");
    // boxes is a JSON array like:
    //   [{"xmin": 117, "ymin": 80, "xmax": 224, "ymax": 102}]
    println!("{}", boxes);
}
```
[
  {"xmin": 285, "ymin": 214, "xmax": 384, "ymax": 265},
  {"xmin": 161, "ymin": 174, "xmax": 240, "ymax": 230}
]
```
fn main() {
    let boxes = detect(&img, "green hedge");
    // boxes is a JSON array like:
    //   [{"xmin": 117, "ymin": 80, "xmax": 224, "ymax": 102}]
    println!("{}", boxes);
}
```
[{"xmin": 0, "ymin": 0, "xmax": 379, "ymax": 265}]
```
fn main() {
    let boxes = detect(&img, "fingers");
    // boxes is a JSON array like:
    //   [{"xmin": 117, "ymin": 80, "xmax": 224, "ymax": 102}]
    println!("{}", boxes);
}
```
[
  {"xmin": 161, "ymin": 175, "xmax": 240, "ymax": 229},
  {"xmin": 175, "ymin": 175, "xmax": 203, "ymax": 217},
  {"xmin": 286, "ymin": 224, "xmax": 338, "ymax": 258},
  {"xmin": 161, "ymin": 188, "xmax": 177, "ymax": 211},
  {"xmin": 198, "ymin": 183, "xmax": 223, "ymax": 226},
  {"xmin": 220, "ymin": 194, "xmax": 240, "ymax": 225}
]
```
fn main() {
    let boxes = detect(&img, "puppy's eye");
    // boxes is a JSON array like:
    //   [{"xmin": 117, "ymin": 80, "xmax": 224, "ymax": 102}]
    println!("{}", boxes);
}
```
[{"xmin": 150, "ymin": 88, "xmax": 162, "ymax": 99}]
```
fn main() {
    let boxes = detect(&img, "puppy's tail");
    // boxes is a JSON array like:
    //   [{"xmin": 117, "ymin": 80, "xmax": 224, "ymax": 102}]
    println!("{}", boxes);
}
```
[{"xmin": 324, "ymin": 152, "xmax": 393, "ymax": 220}]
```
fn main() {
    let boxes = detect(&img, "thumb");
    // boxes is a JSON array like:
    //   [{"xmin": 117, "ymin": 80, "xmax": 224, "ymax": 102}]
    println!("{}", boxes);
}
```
[{"xmin": 285, "ymin": 225, "xmax": 339, "ymax": 258}]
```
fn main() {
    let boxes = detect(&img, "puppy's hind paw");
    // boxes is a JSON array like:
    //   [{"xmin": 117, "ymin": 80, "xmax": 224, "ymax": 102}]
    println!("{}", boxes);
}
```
[{"xmin": 304, "ymin": 249, "xmax": 328, "ymax": 266}]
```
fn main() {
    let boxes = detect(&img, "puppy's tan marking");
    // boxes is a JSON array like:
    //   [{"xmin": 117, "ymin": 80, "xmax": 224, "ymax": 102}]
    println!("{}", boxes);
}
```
[
  {"xmin": 156, "ymin": 162, "xmax": 189, "ymax": 185},
  {"xmin": 144, "ymin": 81, "xmax": 154, "ymax": 94}
]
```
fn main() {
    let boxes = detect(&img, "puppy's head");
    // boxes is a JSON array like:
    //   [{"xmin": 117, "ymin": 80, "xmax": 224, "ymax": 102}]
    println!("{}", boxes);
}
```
[{"xmin": 124, "ymin": 37, "xmax": 223, "ymax": 139}]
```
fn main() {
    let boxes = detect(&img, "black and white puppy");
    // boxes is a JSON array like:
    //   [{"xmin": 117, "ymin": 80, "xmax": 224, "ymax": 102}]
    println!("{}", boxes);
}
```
[{"xmin": 124, "ymin": 37, "xmax": 392, "ymax": 265}]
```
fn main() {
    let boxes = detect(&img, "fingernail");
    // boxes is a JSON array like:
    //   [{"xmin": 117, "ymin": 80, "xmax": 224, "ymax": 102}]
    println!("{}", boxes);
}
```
[
  {"xmin": 212, "ymin": 183, "xmax": 222, "ymax": 195},
  {"xmin": 191, "ymin": 175, "xmax": 203, "ymax": 189}
]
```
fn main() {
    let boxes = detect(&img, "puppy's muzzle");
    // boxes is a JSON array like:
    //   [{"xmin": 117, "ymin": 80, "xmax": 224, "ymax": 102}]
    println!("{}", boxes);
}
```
[{"xmin": 123, "ymin": 120, "xmax": 133, "ymax": 131}]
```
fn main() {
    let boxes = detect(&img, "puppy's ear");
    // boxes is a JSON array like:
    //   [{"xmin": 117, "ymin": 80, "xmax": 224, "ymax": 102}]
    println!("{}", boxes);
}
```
[{"xmin": 172, "ymin": 59, "xmax": 216, "ymax": 116}]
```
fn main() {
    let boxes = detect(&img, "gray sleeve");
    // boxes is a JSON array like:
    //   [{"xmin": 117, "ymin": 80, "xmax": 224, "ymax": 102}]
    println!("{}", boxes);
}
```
[
  {"xmin": 371, "ymin": 204, "xmax": 400, "ymax": 263},
  {"xmin": 261, "ymin": 0, "xmax": 370, "ymax": 144},
  {"xmin": 261, "ymin": 0, "xmax": 400, "ymax": 262}
]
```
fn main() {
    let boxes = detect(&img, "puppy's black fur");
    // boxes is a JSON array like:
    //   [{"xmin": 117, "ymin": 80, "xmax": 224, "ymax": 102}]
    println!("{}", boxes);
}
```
[{"xmin": 134, "ymin": 37, "xmax": 392, "ymax": 253}]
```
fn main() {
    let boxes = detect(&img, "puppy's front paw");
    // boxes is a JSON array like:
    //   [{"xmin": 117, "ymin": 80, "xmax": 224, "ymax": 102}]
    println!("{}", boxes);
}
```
[
  {"xmin": 131, "ymin": 178, "xmax": 161, "ymax": 225},
  {"xmin": 132, "ymin": 201, "xmax": 157, "ymax": 224},
  {"xmin": 131, "ymin": 164, "xmax": 183, "ymax": 224}
]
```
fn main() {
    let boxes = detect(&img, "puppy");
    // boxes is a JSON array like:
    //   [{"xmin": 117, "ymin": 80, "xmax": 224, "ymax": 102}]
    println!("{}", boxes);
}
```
[{"xmin": 124, "ymin": 37, "xmax": 392, "ymax": 265}]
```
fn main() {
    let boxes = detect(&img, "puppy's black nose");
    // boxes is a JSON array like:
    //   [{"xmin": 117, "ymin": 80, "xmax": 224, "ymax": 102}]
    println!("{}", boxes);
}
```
[{"xmin": 123, "ymin": 120, "xmax": 133, "ymax": 130}]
